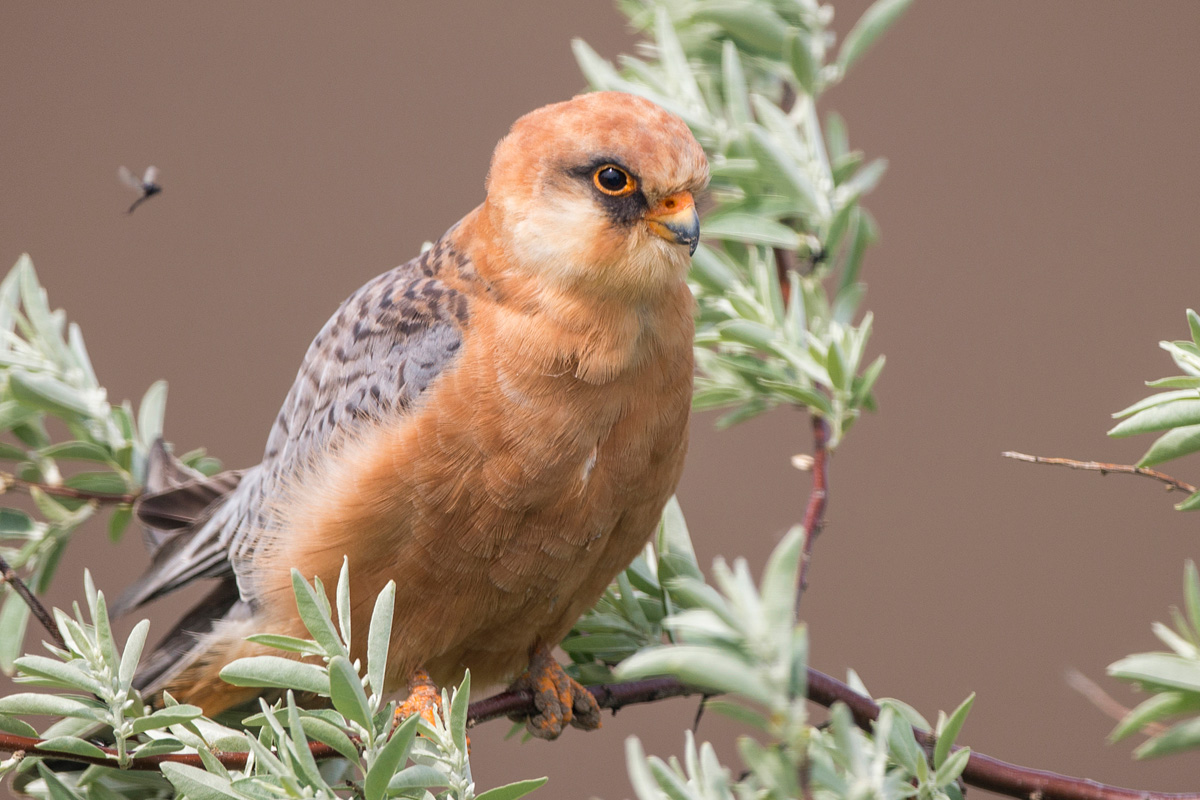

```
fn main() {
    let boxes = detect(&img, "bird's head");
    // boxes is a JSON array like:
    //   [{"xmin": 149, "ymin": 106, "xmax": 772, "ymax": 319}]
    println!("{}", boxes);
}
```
[{"xmin": 484, "ymin": 91, "xmax": 709, "ymax": 300}]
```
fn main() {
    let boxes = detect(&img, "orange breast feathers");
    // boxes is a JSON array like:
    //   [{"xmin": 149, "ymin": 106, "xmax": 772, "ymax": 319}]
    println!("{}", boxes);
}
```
[{"xmin": 255, "ymin": 240, "xmax": 695, "ymax": 691}]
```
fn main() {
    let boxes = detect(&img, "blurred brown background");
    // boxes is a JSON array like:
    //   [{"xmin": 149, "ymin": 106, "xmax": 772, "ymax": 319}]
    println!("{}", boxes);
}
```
[{"xmin": 2, "ymin": 1, "xmax": 1198, "ymax": 797}]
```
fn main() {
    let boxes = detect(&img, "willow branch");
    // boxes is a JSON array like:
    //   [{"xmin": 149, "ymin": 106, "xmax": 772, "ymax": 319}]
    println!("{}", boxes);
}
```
[
  {"xmin": 2, "ymin": 670, "xmax": 1197, "ymax": 800},
  {"xmin": 1003, "ymin": 451, "xmax": 1197, "ymax": 494},
  {"xmin": 0, "ymin": 472, "xmax": 138, "ymax": 506},
  {"xmin": 798, "ymin": 415, "xmax": 830, "ymax": 596},
  {"xmin": 0, "ymin": 554, "xmax": 65, "ymax": 651}
]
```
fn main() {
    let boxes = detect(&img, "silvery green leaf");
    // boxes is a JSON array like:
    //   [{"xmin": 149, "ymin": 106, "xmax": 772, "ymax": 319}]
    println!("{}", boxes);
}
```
[
  {"xmin": 720, "ymin": 41, "xmax": 751, "ymax": 126},
  {"xmin": 1175, "ymin": 489, "xmax": 1200, "ymax": 512},
  {"xmin": 35, "ymin": 762, "xmax": 86, "ymax": 800},
  {"xmin": 656, "ymin": 497, "xmax": 700, "ymax": 577},
  {"xmin": 759, "ymin": 526, "xmax": 804, "ymax": 637},
  {"xmin": 0, "ymin": 692, "xmax": 104, "ymax": 720},
  {"xmin": 719, "ymin": 320, "xmax": 777, "ymax": 351},
  {"xmin": 286, "ymin": 693, "xmax": 325, "ymax": 788},
  {"xmin": 449, "ymin": 671, "xmax": 471, "ymax": 752},
  {"xmin": 746, "ymin": 126, "xmax": 818, "ymax": 214},
  {"xmin": 336, "ymin": 557, "xmax": 352, "ymax": 651},
  {"xmin": 1109, "ymin": 400, "xmax": 1200, "ymax": 438},
  {"xmin": 836, "ymin": 158, "xmax": 888, "ymax": 203},
  {"xmin": 136, "ymin": 380, "xmax": 167, "ymax": 448},
  {"xmin": 1188, "ymin": 309, "xmax": 1200, "ymax": 347},
  {"xmin": 9, "ymin": 373, "xmax": 93, "ymax": 418},
  {"xmin": 0, "ymin": 400, "xmax": 39, "ymax": 434},
  {"xmin": 572, "ymin": 39, "xmax": 624, "ymax": 90},
  {"xmin": 243, "ymin": 634, "xmax": 324, "ymax": 657},
  {"xmin": 1108, "ymin": 652, "xmax": 1200, "ymax": 693},
  {"xmin": 654, "ymin": 7, "xmax": 703, "ymax": 110},
  {"xmin": 852, "ymin": 355, "xmax": 886, "ymax": 410},
  {"xmin": 1134, "ymin": 716, "xmax": 1200, "ymax": 759},
  {"xmin": 297, "ymin": 714, "xmax": 358, "ymax": 762},
  {"xmin": 290, "ymin": 569, "xmax": 346, "ymax": 657},
  {"xmin": 662, "ymin": 579, "xmax": 739, "ymax": 629},
  {"xmin": 130, "ymin": 737, "xmax": 185, "ymax": 758},
  {"xmin": 36, "ymin": 736, "xmax": 110, "ymax": 760},
  {"xmin": 617, "ymin": 646, "xmax": 773, "ymax": 707},
  {"xmin": 703, "ymin": 212, "xmax": 801, "ymax": 249},
  {"xmin": 689, "ymin": 244, "xmax": 739, "ymax": 293},
  {"xmin": 1139, "ymin": 424, "xmax": 1200, "ymax": 467},
  {"xmin": 756, "ymin": 380, "xmax": 832, "ymax": 416},
  {"xmin": 13, "ymin": 655, "xmax": 106, "ymax": 695},
  {"xmin": 0, "ymin": 713, "xmax": 37, "ymax": 737},
  {"xmin": 160, "ymin": 762, "xmax": 244, "ymax": 800},
  {"xmin": 935, "ymin": 747, "xmax": 971, "ymax": 787},
  {"xmin": 328, "ymin": 655, "xmax": 372, "ymax": 731},
  {"xmin": 0, "ymin": 597, "xmax": 31, "ymax": 673},
  {"xmin": 838, "ymin": 0, "xmax": 913, "ymax": 75},
  {"xmin": 625, "ymin": 737, "xmax": 661, "ymax": 800},
  {"xmin": 706, "ymin": 698, "xmax": 768, "ymax": 731},
  {"xmin": 367, "ymin": 713, "xmax": 420, "ymax": 800},
  {"xmin": 1110, "ymin": 692, "xmax": 1200, "ymax": 742},
  {"xmin": 37, "ymin": 441, "xmax": 112, "ymax": 463},
  {"xmin": 118, "ymin": 618, "xmax": 150, "ymax": 688},
  {"xmin": 475, "ymin": 777, "xmax": 549, "ymax": 800},
  {"xmin": 787, "ymin": 30, "xmax": 819, "ymax": 95},
  {"xmin": 387, "ymin": 764, "xmax": 450, "ymax": 792},
  {"xmin": 647, "ymin": 759, "xmax": 692, "ymax": 800},
  {"xmin": 220, "ymin": 656, "xmax": 330, "ymax": 696},
  {"xmin": 367, "ymin": 580, "xmax": 396, "ymax": 698},
  {"xmin": 1151, "ymin": 622, "xmax": 1197, "ymax": 658},
  {"xmin": 129, "ymin": 704, "xmax": 203, "ymax": 735},
  {"xmin": 1111, "ymin": 389, "xmax": 1199, "ymax": 419},
  {"xmin": 691, "ymin": 3, "xmax": 789, "ymax": 57},
  {"xmin": 1185, "ymin": 561, "xmax": 1200, "ymax": 636},
  {"xmin": 934, "ymin": 693, "xmax": 974, "ymax": 769},
  {"xmin": 59, "ymin": 470, "xmax": 128, "ymax": 496}
]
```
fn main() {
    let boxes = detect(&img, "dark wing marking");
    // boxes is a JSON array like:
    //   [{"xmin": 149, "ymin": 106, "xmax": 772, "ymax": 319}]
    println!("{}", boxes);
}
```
[{"xmin": 117, "ymin": 241, "xmax": 471, "ymax": 614}]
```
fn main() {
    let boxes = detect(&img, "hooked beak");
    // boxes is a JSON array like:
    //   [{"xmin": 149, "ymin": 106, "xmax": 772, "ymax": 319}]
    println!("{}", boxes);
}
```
[{"xmin": 645, "ymin": 191, "xmax": 700, "ymax": 256}]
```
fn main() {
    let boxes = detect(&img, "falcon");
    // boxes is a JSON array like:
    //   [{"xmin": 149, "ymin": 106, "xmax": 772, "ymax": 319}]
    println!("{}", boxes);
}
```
[{"xmin": 120, "ymin": 91, "xmax": 709, "ymax": 738}]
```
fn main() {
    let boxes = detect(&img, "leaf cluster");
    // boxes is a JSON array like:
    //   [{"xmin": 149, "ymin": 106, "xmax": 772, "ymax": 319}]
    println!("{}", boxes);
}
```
[
  {"xmin": 1107, "ymin": 561, "xmax": 1200, "ymax": 759},
  {"xmin": 0, "ymin": 256, "xmax": 219, "ymax": 671},
  {"xmin": 1109, "ymin": 309, "xmax": 1200, "ymax": 510},
  {"xmin": 575, "ymin": 0, "xmax": 899, "ymax": 442}
]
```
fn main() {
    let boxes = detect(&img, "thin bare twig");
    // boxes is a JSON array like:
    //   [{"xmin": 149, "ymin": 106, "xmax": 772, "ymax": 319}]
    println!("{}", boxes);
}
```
[
  {"xmin": 0, "ymin": 554, "xmax": 65, "ymax": 651},
  {"xmin": 798, "ymin": 415, "xmax": 830, "ymax": 596},
  {"xmin": 0, "ymin": 472, "xmax": 138, "ymax": 506},
  {"xmin": 1002, "ymin": 452, "xmax": 1197, "ymax": 495},
  {"xmin": 1064, "ymin": 668, "xmax": 1167, "ymax": 737}
]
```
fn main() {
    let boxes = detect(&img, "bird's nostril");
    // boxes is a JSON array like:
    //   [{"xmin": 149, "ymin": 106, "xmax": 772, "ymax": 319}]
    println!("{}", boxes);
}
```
[{"xmin": 664, "ymin": 199, "xmax": 676, "ymax": 209}]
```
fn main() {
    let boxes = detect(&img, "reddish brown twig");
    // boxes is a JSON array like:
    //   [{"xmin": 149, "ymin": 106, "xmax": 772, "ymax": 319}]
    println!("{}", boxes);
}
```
[
  {"xmin": 798, "ymin": 416, "xmax": 830, "ymax": 596},
  {"xmin": 1002, "ymin": 452, "xmax": 1197, "ymax": 495},
  {"xmin": 2, "ymin": 671, "xmax": 1198, "ymax": 800},
  {"xmin": 0, "ymin": 554, "xmax": 65, "ymax": 651},
  {"xmin": 1064, "ymin": 668, "xmax": 1167, "ymax": 737},
  {"xmin": 0, "ymin": 472, "xmax": 138, "ymax": 506}
]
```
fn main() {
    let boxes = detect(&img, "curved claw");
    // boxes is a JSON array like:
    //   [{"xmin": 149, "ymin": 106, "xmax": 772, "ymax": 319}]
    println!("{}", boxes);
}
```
[
  {"xmin": 507, "ymin": 645, "xmax": 602, "ymax": 740},
  {"xmin": 395, "ymin": 668, "xmax": 442, "ymax": 728}
]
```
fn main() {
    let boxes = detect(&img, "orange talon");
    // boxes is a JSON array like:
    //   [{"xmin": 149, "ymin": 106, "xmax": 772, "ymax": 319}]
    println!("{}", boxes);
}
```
[
  {"xmin": 507, "ymin": 644, "xmax": 601, "ymax": 740},
  {"xmin": 395, "ymin": 668, "xmax": 442, "ymax": 728}
]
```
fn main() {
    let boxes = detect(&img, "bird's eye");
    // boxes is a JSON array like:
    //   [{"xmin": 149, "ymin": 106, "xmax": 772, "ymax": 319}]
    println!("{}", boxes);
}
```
[{"xmin": 593, "ymin": 165, "xmax": 636, "ymax": 196}]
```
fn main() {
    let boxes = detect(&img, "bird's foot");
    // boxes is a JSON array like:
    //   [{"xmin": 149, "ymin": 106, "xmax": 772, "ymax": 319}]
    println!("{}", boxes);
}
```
[
  {"xmin": 395, "ymin": 669, "xmax": 442, "ymax": 729},
  {"xmin": 507, "ymin": 645, "xmax": 601, "ymax": 740}
]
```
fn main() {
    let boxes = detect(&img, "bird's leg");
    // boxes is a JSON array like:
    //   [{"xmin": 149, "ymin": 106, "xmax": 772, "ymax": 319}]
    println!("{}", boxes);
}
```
[
  {"xmin": 507, "ymin": 644, "xmax": 602, "ymax": 739},
  {"xmin": 395, "ymin": 668, "xmax": 442, "ymax": 728}
]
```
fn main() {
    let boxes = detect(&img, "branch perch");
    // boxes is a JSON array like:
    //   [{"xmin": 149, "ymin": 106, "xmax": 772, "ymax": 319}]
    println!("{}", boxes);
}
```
[
  {"xmin": 1002, "ymin": 451, "xmax": 1197, "ymax": 494},
  {"xmin": 0, "ymin": 554, "xmax": 65, "ymax": 651},
  {"xmin": 1, "ymin": 672, "xmax": 1196, "ymax": 800}
]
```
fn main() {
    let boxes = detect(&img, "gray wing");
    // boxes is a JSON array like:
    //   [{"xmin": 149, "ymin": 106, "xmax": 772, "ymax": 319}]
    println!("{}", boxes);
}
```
[{"xmin": 118, "ymin": 242, "xmax": 470, "ymax": 614}]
